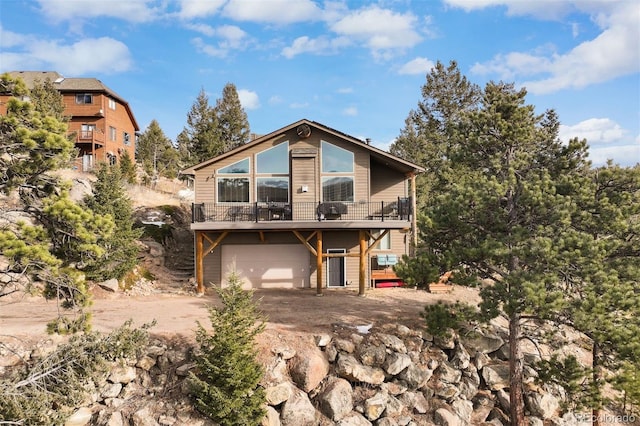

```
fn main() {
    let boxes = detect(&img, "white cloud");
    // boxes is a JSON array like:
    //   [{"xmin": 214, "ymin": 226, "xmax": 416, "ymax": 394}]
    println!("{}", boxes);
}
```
[
  {"xmin": 443, "ymin": 0, "xmax": 574, "ymax": 20},
  {"xmin": 268, "ymin": 95, "xmax": 284, "ymax": 105},
  {"xmin": 398, "ymin": 57, "xmax": 434, "ymax": 75},
  {"xmin": 559, "ymin": 118, "xmax": 627, "ymax": 145},
  {"xmin": 0, "ymin": 26, "xmax": 28, "ymax": 47},
  {"xmin": 330, "ymin": 6, "xmax": 422, "ymax": 59},
  {"xmin": 178, "ymin": 0, "xmax": 226, "ymax": 19},
  {"xmin": 191, "ymin": 37, "xmax": 227, "ymax": 58},
  {"xmin": 2, "ymin": 35, "xmax": 132, "ymax": 75},
  {"xmin": 588, "ymin": 144, "xmax": 640, "ymax": 167},
  {"xmin": 222, "ymin": 0, "xmax": 321, "ymax": 24},
  {"xmin": 184, "ymin": 23, "xmax": 217, "ymax": 37},
  {"xmin": 281, "ymin": 35, "xmax": 350, "ymax": 58},
  {"xmin": 343, "ymin": 106, "xmax": 358, "ymax": 116},
  {"xmin": 336, "ymin": 87, "xmax": 353, "ymax": 94},
  {"xmin": 237, "ymin": 89, "xmax": 260, "ymax": 110},
  {"xmin": 36, "ymin": 0, "xmax": 160, "ymax": 23},
  {"xmin": 187, "ymin": 25, "xmax": 249, "ymax": 55},
  {"xmin": 469, "ymin": 2, "xmax": 640, "ymax": 94}
]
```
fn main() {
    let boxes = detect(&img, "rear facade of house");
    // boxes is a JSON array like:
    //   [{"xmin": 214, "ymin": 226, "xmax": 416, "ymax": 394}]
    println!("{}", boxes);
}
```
[{"xmin": 185, "ymin": 119, "xmax": 424, "ymax": 294}]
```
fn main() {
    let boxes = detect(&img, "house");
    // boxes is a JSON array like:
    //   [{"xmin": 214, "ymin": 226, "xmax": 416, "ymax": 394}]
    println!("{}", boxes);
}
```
[
  {"xmin": 0, "ymin": 71, "xmax": 139, "ymax": 171},
  {"xmin": 182, "ymin": 119, "xmax": 424, "ymax": 295}
]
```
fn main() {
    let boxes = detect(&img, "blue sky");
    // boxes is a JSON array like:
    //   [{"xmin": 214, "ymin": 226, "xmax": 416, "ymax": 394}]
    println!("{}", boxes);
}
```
[{"xmin": 1, "ymin": 0, "xmax": 638, "ymax": 167}]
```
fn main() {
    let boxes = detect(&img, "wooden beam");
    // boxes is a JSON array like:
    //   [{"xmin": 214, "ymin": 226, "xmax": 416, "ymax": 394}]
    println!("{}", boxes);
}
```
[
  {"xmin": 203, "ymin": 231, "xmax": 229, "ymax": 257},
  {"xmin": 316, "ymin": 230, "xmax": 323, "ymax": 296},
  {"xmin": 410, "ymin": 172, "xmax": 418, "ymax": 253},
  {"xmin": 259, "ymin": 231, "xmax": 265, "ymax": 242},
  {"xmin": 359, "ymin": 230, "xmax": 367, "ymax": 296},
  {"xmin": 195, "ymin": 231, "xmax": 204, "ymax": 294},
  {"xmin": 365, "ymin": 229, "xmax": 390, "ymax": 256},
  {"xmin": 292, "ymin": 230, "xmax": 317, "ymax": 256}
]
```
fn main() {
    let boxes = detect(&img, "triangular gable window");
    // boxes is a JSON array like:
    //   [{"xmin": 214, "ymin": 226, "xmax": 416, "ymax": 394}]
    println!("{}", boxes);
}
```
[{"xmin": 218, "ymin": 158, "xmax": 249, "ymax": 174}]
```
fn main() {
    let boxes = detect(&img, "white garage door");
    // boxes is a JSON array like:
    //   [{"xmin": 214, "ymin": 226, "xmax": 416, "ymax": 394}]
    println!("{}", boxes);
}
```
[{"xmin": 221, "ymin": 244, "xmax": 310, "ymax": 289}]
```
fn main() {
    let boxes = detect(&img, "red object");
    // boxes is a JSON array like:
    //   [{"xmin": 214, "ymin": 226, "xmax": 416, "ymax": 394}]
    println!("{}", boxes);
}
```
[{"xmin": 375, "ymin": 281, "xmax": 404, "ymax": 288}]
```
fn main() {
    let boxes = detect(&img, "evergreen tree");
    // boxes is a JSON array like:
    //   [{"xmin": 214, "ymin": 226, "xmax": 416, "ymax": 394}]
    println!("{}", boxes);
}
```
[
  {"xmin": 214, "ymin": 82, "xmax": 250, "ymax": 152},
  {"xmin": 389, "ymin": 60, "xmax": 481, "ymax": 209},
  {"xmin": 183, "ymin": 88, "xmax": 223, "ymax": 166},
  {"xmin": 136, "ymin": 119, "xmax": 179, "ymax": 178},
  {"xmin": 0, "ymin": 73, "xmax": 113, "ymax": 333},
  {"xmin": 189, "ymin": 272, "xmax": 266, "ymax": 425},
  {"xmin": 29, "ymin": 77, "xmax": 66, "ymax": 121},
  {"xmin": 397, "ymin": 81, "xmax": 589, "ymax": 425},
  {"xmin": 83, "ymin": 163, "xmax": 143, "ymax": 282},
  {"xmin": 119, "ymin": 149, "xmax": 137, "ymax": 184}
]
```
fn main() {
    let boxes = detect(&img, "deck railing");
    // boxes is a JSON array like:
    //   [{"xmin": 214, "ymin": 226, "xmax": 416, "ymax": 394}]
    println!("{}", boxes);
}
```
[{"xmin": 191, "ymin": 199, "xmax": 411, "ymax": 223}]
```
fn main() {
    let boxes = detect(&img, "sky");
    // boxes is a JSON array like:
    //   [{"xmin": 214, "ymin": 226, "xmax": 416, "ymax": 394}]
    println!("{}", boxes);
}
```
[{"xmin": 1, "ymin": 0, "xmax": 639, "ymax": 167}]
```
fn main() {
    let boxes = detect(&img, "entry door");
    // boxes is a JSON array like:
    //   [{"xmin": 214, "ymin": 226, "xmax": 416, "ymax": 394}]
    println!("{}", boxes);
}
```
[
  {"xmin": 327, "ymin": 249, "xmax": 346, "ymax": 287},
  {"xmin": 291, "ymin": 155, "xmax": 317, "ymax": 220}
]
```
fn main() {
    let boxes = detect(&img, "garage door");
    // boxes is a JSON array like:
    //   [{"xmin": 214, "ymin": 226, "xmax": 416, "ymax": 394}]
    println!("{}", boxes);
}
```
[{"xmin": 221, "ymin": 244, "xmax": 310, "ymax": 289}]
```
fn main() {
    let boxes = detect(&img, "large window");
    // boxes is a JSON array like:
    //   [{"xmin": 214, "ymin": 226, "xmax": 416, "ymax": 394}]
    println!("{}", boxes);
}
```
[
  {"xmin": 322, "ymin": 177, "xmax": 353, "ymax": 202},
  {"xmin": 256, "ymin": 142, "xmax": 288, "ymax": 174},
  {"xmin": 217, "ymin": 158, "xmax": 250, "ymax": 202},
  {"xmin": 256, "ymin": 143, "xmax": 289, "ymax": 202},
  {"xmin": 322, "ymin": 141, "xmax": 353, "ymax": 173},
  {"xmin": 321, "ymin": 141, "xmax": 354, "ymax": 202},
  {"xmin": 123, "ymin": 132, "xmax": 130, "ymax": 146},
  {"xmin": 109, "ymin": 126, "xmax": 117, "ymax": 141},
  {"xmin": 108, "ymin": 98, "xmax": 116, "ymax": 110},
  {"xmin": 75, "ymin": 93, "xmax": 93, "ymax": 104},
  {"xmin": 257, "ymin": 178, "xmax": 289, "ymax": 203},
  {"xmin": 371, "ymin": 230, "xmax": 391, "ymax": 250},
  {"xmin": 217, "ymin": 178, "xmax": 249, "ymax": 202}
]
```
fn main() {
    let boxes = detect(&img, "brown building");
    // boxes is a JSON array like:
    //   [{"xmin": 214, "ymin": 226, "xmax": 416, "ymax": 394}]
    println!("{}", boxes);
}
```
[
  {"xmin": 0, "ymin": 71, "xmax": 139, "ymax": 171},
  {"xmin": 182, "ymin": 119, "xmax": 424, "ymax": 295}
]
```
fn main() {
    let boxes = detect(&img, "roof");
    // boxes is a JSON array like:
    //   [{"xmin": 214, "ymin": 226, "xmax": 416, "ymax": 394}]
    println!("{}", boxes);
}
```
[
  {"xmin": 181, "ymin": 119, "xmax": 425, "ymax": 176},
  {"xmin": 6, "ymin": 71, "xmax": 139, "ymax": 131}
]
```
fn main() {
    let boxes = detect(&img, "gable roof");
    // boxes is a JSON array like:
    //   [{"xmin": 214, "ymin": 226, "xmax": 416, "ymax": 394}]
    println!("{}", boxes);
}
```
[
  {"xmin": 181, "ymin": 119, "xmax": 424, "ymax": 176},
  {"xmin": 6, "ymin": 71, "xmax": 139, "ymax": 131}
]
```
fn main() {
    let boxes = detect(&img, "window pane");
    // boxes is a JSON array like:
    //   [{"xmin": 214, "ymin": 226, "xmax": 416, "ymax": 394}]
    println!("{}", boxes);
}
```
[
  {"xmin": 322, "ymin": 177, "xmax": 353, "ymax": 202},
  {"xmin": 218, "ymin": 178, "xmax": 249, "ymax": 202},
  {"xmin": 218, "ymin": 158, "xmax": 249, "ymax": 174},
  {"xmin": 257, "ymin": 178, "xmax": 289, "ymax": 203},
  {"xmin": 322, "ymin": 141, "xmax": 353, "ymax": 173},
  {"xmin": 257, "ymin": 142, "xmax": 289, "ymax": 174},
  {"xmin": 372, "ymin": 230, "xmax": 391, "ymax": 250}
]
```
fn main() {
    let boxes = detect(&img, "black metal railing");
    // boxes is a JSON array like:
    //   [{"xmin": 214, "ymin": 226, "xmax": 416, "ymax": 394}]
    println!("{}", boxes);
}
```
[{"xmin": 191, "ymin": 198, "xmax": 412, "ymax": 223}]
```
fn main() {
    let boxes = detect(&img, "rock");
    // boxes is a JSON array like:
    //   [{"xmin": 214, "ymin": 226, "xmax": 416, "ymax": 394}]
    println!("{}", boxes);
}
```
[
  {"xmin": 481, "ymin": 363, "xmax": 510, "ymax": 390},
  {"xmin": 280, "ymin": 387, "xmax": 318, "ymax": 426},
  {"xmin": 433, "ymin": 331, "xmax": 456, "ymax": 350},
  {"xmin": 337, "ymin": 412, "xmax": 373, "ymax": 426},
  {"xmin": 335, "ymin": 338, "xmax": 356, "ymax": 353},
  {"xmin": 315, "ymin": 334, "xmax": 332, "ymax": 347},
  {"xmin": 358, "ymin": 344, "xmax": 387, "ymax": 367},
  {"xmin": 108, "ymin": 365, "xmax": 137, "ymax": 384},
  {"xmin": 527, "ymin": 417, "xmax": 544, "ymax": 426},
  {"xmin": 175, "ymin": 362, "xmax": 195, "ymax": 377},
  {"xmin": 364, "ymin": 391, "xmax": 388, "ymax": 420},
  {"xmin": 336, "ymin": 354, "xmax": 386, "ymax": 385},
  {"xmin": 265, "ymin": 382, "xmax": 292, "ymax": 406},
  {"xmin": 398, "ymin": 363, "xmax": 432, "ymax": 389},
  {"xmin": 526, "ymin": 392, "xmax": 560, "ymax": 419},
  {"xmin": 273, "ymin": 346, "xmax": 296, "ymax": 360},
  {"xmin": 376, "ymin": 333, "xmax": 407, "ymax": 353},
  {"xmin": 137, "ymin": 355, "xmax": 157, "ymax": 371},
  {"xmin": 261, "ymin": 406, "xmax": 281, "ymax": 426},
  {"xmin": 132, "ymin": 405, "xmax": 159, "ymax": 426},
  {"xmin": 461, "ymin": 331, "xmax": 504, "ymax": 355},
  {"xmin": 383, "ymin": 352, "xmax": 412, "ymax": 376},
  {"xmin": 433, "ymin": 407, "xmax": 462, "ymax": 426},
  {"xmin": 289, "ymin": 347, "xmax": 329, "ymax": 392},
  {"xmin": 100, "ymin": 382, "xmax": 123, "ymax": 399},
  {"xmin": 326, "ymin": 344, "xmax": 339, "ymax": 362},
  {"xmin": 496, "ymin": 389, "xmax": 510, "ymax": 412},
  {"xmin": 384, "ymin": 394, "xmax": 403, "ymax": 417},
  {"xmin": 106, "ymin": 412, "xmax": 125, "ymax": 426},
  {"xmin": 318, "ymin": 377, "xmax": 353, "ymax": 421},
  {"xmin": 65, "ymin": 407, "xmax": 93, "ymax": 426},
  {"xmin": 436, "ymin": 361, "xmax": 462, "ymax": 384},
  {"xmin": 377, "ymin": 418, "xmax": 399, "ymax": 426},
  {"xmin": 451, "ymin": 398, "xmax": 473, "ymax": 423},
  {"xmin": 412, "ymin": 392, "xmax": 429, "ymax": 414},
  {"xmin": 451, "ymin": 343, "xmax": 471, "ymax": 369},
  {"xmin": 99, "ymin": 278, "xmax": 120, "ymax": 292}
]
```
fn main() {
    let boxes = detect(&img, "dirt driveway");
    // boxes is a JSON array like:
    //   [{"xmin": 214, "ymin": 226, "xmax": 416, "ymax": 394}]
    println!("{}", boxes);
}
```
[{"xmin": 0, "ymin": 285, "xmax": 480, "ymax": 345}]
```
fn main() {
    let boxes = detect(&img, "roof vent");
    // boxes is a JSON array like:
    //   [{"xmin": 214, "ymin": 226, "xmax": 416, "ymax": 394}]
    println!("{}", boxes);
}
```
[{"xmin": 296, "ymin": 124, "xmax": 311, "ymax": 139}]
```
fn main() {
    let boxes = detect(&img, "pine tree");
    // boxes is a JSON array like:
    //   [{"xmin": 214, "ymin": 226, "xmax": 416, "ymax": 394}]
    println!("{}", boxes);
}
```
[
  {"xmin": 29, "ymin": 77, "xmax": 66, "ymax": 121},
  {"xmin": 119, "ymin": 149, "xmax": 137, "ymax": 184},
  {"xmin": 214, "ymin": 82, "xmax": 250, "ymax": 152},
  {"xmin": 136, "ymin": 119, "xmax": 179, "ymax": 178},
  {"xmin": 183, "ymin": 88, "xmax": 223, "ymax": 166},
  {"xmin": 189, "ymin": 272, "xmax": 266, "ymax": 425},
  {"xmin": 397, "ymin": 80, "xmax": 590, "ymax": 425},
  {"xmin": 83, "ymin": 163, "xmax": 143, "ymax": 281}
]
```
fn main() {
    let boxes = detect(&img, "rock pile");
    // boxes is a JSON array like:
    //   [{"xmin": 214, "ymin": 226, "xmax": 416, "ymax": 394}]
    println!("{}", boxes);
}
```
[{"xmin": 3, "ymin": 323, "xmax": 584, "ymax": 425}]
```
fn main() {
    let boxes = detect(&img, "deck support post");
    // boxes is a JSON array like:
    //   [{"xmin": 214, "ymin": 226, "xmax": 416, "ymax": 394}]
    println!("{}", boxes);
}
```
[
  {"xmin": 316, "ymin": 230, "xmax": 323, "ymax": 296},
  {"xmin": 195, "ymin": 231, "xmax": 204, "ymax": 294},
  {"xmin": 410, "ymin": 173, "xmax": 418, "ymax": 254},
  {"xmin": 359, "ymin": 230, "xmax": 367, "ymax": 296}
]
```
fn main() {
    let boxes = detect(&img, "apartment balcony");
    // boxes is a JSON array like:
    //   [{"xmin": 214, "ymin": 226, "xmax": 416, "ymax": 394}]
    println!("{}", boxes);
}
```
[
  {"xmin": 191, "ymin": 199, "xmax": 412, "ymax": 231},
  {"xmin": 71, "ymin": 130, "xmax": 105, "ymax": 145}
]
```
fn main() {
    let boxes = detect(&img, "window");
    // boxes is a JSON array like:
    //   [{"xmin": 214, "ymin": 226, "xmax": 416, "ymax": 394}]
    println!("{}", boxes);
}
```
[
  {"xmin": 322, "ymin": 141, "xmax": 353, "ymax": 173},
  {"xmin": 80, "ymin": 124, "xmax": 96, "ymax": 140},
  {"xmin": 217, "ymin": 157, "xmax": 250, "ymax": 202},
  {"xmin": 217, "ymin": 178, "xmax": 249, "ymax": 202},
  {"xmin": 123, "ymin": 132, "xmax": 130, "ymax": 146},
  {"xmin": 75, "ymin": 93, "xmax": 93, "ymax": 104},
  {"xmin": 322, "ymin": 176, "xmax": 353, "ymax": 202},
  {"xmin": 109, "ymin": 126, "xmax": 117, "ymax": 141},
  {"xmin": 256, "ymin": 142, "xmax": 288, "ymax": 174},
  {"xmin": 257, "ymin": 178, "xmax": 289, "ymax": 203},
  {"xmin": 218, "ymin": 158, "xmax": 250, "ymax": 174},
  {"xmin": 371, "ymin": 230, "xmax": 391, "ymax": 250},
  {"xmin": 108, "ymin": 98, "xmax": 116, "ymax": 110}
]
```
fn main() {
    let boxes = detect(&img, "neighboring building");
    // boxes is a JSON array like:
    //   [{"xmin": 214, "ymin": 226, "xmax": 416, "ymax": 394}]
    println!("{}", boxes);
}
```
[
  {"xmin": 182, "ymin": 119, "xmax": 424, "ymax": 295},
  {"xmin": 0, "ymin": 71, "xmax": 139, "ymax": 171}
]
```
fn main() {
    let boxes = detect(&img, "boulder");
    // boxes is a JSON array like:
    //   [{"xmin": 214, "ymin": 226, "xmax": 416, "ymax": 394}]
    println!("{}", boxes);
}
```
[
  {"xmin": 376, "ymin": 333, "xmax": 407, "ymax": 353},
  {"xmin": 280, "ymin": 387, "xmax": 318, "ymax": 426},
  {"xmin": 526, "ymin": 392, "xmax": 560, "ymax": 419},
  {"xmin": 398, "ymin": 363, "xmax": 432, "ymax": 389},
  {"xmin": 461, "ymin": 332, "xmax": 504, "ymax": 355},
  {"xmin": 64, "ymin": 407, "xmax": 93, "ymax": 426},
  {"xmin": 433, "ymin": 407, "xmax": 461, "ymax": 426},
  {"xmin": 318, "ymin": 377, "xmax": 353, "ymax": 421},
  {"xmin": 358, "ymin": 344, "xmax": 387, "ymax": 367},
  {"xmin": 265, "ymin": 382, "xmax": 292, "ymax": 406},
  {"xmin": 108, "ymin": 365, "xmax": 137, "ymax": 384},
  {"xmin": 98, "ymin": 278, "xmax": 120, "ymax": 292},
  {"xmin": 289, "ymin": 347, "xmax": 329, "ymax": 392},
  {"xmin": 261, "ymin": 406, "xmax": 281, "ymax": 426},
  {"xmin": 383, "ymin": 352, "xmax": 412, "ymax": 376},
  {"xmin": 336, "ymin": 354, "xmax": 385, "ymax": 385},
  {"xmin": 481, "ymin": 363, "xmax": 510, "ymax": 390},
  {"xmin": 337, "ymin": 412, "xmax": 373, "ymax": 426},
  {"xmin": 364, "ymin": 391, "xmax": 388, "ymax": 421}
]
